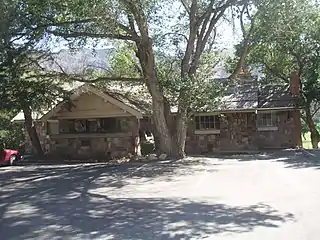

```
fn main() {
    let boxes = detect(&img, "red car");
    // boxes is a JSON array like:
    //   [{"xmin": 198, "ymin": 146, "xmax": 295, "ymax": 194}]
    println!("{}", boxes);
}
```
[{"xmin": 0, "ymin": 148, "xmax": 22, "ymax": 166}]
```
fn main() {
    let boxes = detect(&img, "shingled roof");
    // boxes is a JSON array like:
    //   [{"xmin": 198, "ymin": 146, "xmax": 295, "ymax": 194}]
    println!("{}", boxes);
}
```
[
  {"xmin": 203, "ymin": 79, "xmax": 298, "ymax": 112},
  {"xmin": 104, "ymin": 89, "xmax": 153, "ymax": 115},
  {"xmin": 11, "ymin": 80, "xmax": 298, "ymax": 122}
]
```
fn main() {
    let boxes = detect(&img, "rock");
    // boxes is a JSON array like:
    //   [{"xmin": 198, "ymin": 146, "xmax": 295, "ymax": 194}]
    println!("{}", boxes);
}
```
[
  {"xmin": 147, "ymin": 154, "xmax": 158, "ymax": 161},
  {"xmin": 158, "ymin": 154, "xmax": 167, "ymax": 161},
  {"xmin": 134, "ymin": 156, "xmax": 146, "ymax": 161}
]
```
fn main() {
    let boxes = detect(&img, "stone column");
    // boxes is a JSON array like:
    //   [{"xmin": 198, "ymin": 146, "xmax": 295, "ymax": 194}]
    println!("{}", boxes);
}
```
[
  {"xmin": 293, "ymin": 110, "xmax": 302, "ymax": 147},
  {"xmin": 134, "ymin": 118, "xmax": 141, "ymax": 156},
  {"xmin": 291, "ymin": 71, "xmax": 302, "ymax": 148}
]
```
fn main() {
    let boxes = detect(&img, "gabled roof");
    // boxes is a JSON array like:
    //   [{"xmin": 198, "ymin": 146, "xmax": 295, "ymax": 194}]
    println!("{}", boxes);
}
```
[
  {"xmin": 40, "ymin": 84, "xmax": 143, "ymax": 120},
  {"xmin": 12, "ymin": 79, "xmax": 298, "ymax": 122},
  {"xmin": 104, "ymin": 89, "xmax": 152, "ymax": 115},
  {"xmin": 12, "ymin": 84, "xmax": 144, "ymax": 122}
]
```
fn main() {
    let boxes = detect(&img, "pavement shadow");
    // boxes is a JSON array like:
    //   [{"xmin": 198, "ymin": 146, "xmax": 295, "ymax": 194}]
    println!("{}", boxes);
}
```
[
  {"xmin": 197, "ymin": 150, "xmax": 320, "ymax": 170},
  {"xmin": 275, "ymin": 150, "xmax": 320, "ymax": 169},
  {"xmin": 0, "ymin": 158, "xmax": 219, "ymax": 189},
  {"xmin": 0, "ymin": 161, "xmax": 295, "ymax": 239},
  {"xmin": 196, "ymin": 150, "xmax": 294, "ymax": 161},
  {"xmin": 0, "ymin": 167, "xmax": 294, "ymax": 240},
  {"xmin": 129, "ymin": 159, "xmax": 219, "ymax": 181}
]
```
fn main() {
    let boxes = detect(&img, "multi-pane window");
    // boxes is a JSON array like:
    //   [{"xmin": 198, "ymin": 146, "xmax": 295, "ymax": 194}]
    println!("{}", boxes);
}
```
[
  {"xmin": 195, "ymin": 115, "xmax": 220, "ymax": 130},
  {"xmin": 258, "ymin": 112, "xmax": 277, "ymax": 127},
  {"xmin": 58, "ymin": 118, "xmax": 122, "ymax": 134}
]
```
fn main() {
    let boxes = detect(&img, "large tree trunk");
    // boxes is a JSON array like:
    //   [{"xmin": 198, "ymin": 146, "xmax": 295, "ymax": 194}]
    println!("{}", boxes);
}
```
[
  {"xmin": 174, "ymin": 111, "xmax": 188, "ymax": 158},
  {"xmin": 23, "ymin": 106, "xmax": 44, "ymax": 156},
  {"xmin": 136, "ymin": 38, "xmax": 177, "ymax": 156},
  {"xmin": 305, "ymin": 106, "xmax": 320, "ymax": 149},
  {"xmin": 229, "ymin": 37, "xmax": 250, "ymax": 80}
]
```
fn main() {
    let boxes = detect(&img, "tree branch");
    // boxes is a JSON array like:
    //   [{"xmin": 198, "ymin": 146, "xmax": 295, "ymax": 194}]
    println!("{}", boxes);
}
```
[
  {"xmin": 73, "ymin": 76, "xmax": 145, "ymax": 83},
  {"xmin": 180, "ymin": 0, "xmax": 191, "ymax": 14},
  {"xmin": 229, "ymin": 4, "xmax": 256, "ymax": 80},
  {"xmin": 47, "ymin": 30, "xmax": 135, "ymax": 41},
  {"xmin": 161, "ymin": 32, "xmax": 188, "ymax": 42},
  {"xmin": 36, "ymin": 18, "xmax": 96, "ymax": 29},
  {"xmin": 123, "ymin": 0, "xmax": 149, "ymax": 38},
  {"xmin": 264, "ymin": 64, "xmax": 290, "ymax": 83},
  {"xmin": 25, "ymin": 72, "xmax": 145, "ymax": 83},
  {"xmin": 181, "ymin": 0, "xmax": 198, "ymax": 77}
]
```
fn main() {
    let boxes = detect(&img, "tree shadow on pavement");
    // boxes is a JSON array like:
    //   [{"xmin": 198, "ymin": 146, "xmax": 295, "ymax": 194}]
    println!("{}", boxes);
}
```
[
  {"xmin": 275, "ymin": 150, "xmax": 320, "ymax": 169},
  {"xmin": 0, "ymin": 158, "xmax": 219, "ymax": 189},
  {"xmin": 201, "ymin": 150, "xmax": 320, "ymax": 170},
  {"xmin": 0, "ymin": 162, "xmax": 294, "ymax": 240}
]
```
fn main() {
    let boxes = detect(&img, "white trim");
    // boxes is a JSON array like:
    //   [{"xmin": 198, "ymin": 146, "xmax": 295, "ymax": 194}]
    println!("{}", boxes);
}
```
[
  {"xmin": 47, "ymin": 120, "xmax": 59, "ymax": 123},
  {"xmin": 195, "ymin": 113, "xmax": 221, "ymax": 116},
  {"xmin": 257, "ymin": 126, "xmax": 278, "ymax": 131},
  {"xmin": 195, "ymin": 129, "xmax": 220, "ymax": 135},
  {"xmin": 57, "ymin": 113, "xmax": 132, "ymax": 119},
  {"xmin": 50, "ymin": 132, "xmax": 133, "ymax": 139},
  {"xmin": 256, "ymin": 108, "xmax": 296, "ymax": 113},
  {"xmin": 196, "ymin": 107, "xmax": 298, "ymax": 115}
]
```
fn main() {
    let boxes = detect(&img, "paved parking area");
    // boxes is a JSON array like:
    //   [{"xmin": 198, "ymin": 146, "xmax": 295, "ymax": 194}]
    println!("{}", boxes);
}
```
[{"xmin": 1, "ymin": 151, "xmax": 320, "ymax": 239}]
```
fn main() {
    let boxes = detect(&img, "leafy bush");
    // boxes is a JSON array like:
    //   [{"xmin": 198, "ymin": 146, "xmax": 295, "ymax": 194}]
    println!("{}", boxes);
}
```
[
  {"xmin": 141, "ymin": 141, "xmax": 155, "ymax": 155},
  {"xmin": 0, "ymin": 110, "xmax": 24, "ymax": 151}
]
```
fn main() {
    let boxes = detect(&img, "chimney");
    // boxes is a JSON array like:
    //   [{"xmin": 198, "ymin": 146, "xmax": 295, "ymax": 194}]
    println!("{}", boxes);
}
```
[{"xmin": 291, "ymin": 71, "xmax": 300, "ymax": 97}]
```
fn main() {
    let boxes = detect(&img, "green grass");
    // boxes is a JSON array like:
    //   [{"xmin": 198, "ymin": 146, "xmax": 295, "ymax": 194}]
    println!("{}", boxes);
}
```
[{"xmin": 302, "ymin": 132, "xmax": 313, "ymax": 149}]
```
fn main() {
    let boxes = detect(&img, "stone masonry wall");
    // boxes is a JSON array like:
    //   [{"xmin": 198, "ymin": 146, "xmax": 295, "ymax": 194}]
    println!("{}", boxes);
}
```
[
  {"xmin": 185, "ymin": 111, "xmax": 298, "ymax": 154},
  {"xmin": 256, "ymin": 111, "xmax": 296, "ymax": 149},
  {"xmin": 25, "ymin": 117, "xmax": 138, "ymax": 159}
]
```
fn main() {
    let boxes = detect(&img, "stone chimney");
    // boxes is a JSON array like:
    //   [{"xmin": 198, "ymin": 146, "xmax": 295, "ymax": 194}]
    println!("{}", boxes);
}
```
[
  {"xmin": 291, "ymin": 71, "xmax": 300, "ymax": 97},
  {"xmin": 291, "ymin": 71, "xmax": 302, "ymax": 148}
]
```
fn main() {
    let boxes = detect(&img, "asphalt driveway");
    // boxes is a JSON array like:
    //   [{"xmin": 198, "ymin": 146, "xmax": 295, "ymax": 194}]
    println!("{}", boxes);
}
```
[{"xmin": 1, "ymin": 151, "xmax": 320, "ymax": 239}]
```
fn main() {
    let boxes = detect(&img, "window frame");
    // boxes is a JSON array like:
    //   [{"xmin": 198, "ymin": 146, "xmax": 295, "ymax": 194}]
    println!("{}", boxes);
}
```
[
  {"xmin": 257, "ymin": 112, "xmax": 277, "ymax": 127},
  {"xmin": 195, "ymin": 115, "xmax": 220, "ymax": 130},
  {"xmin": 257, "ymin": 111, "xmax": 278, "ymax": 131},
  {"xmin": 194, "ymin": 114, "xmax": 221, "ymax": 135},
  {"xmin": 58, "ymin": 117, "xmax": 123, "ymax": 134}
]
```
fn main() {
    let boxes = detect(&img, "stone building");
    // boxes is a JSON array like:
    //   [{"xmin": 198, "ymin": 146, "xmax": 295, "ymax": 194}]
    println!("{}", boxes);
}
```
[{"xmin": 12, "ymin": 76, "xmax": 302, "ymax": 158}]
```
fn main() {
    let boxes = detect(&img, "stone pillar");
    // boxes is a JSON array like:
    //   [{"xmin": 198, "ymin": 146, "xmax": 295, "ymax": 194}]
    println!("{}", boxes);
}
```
[
  {"xmin": 134, "ymin": 118, "xmax": 141, "ymax": 156},
  {"xmin": 293, "ymin": 110, "xmax": 302, "ymax": 148}
]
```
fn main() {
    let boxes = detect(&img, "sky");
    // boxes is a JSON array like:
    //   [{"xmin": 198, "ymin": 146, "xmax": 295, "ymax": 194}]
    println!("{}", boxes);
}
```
[{"xmin": 44, "ymin": 2, "xmax": 242, "ymax": 55}]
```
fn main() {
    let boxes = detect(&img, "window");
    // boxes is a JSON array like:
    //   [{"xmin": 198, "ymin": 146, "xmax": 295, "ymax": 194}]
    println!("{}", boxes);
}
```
[
  {"xmin": 88, "ymin": 119, "xmax": 99, "ymax": 133},
  {"xmin": 59, "ymin": 120, "xmax": 74, "ymax": 133},
  {"xmin": 59, "ymin": 118, "xmax": 122, "ymax": 134},
  {"xmin": 100, "ymin": 118, "xmax": 118, "ymax": 133},
  {"xmin": 80, "ymin": 139, "xmax": 90, "ymax": 147},
  {"xmin": 195, "ymin": 115, "xmax": 220, "ymax": 130},
  {"xmin": 74, "ymin": 119, "xmax": 87, "ymax": 133},
  {"xmin": 47, "ymin": 121, "xmax": 59, "ymax": 135},
  {"xmin": 258, "ymin": 112, "xmax": 277, "ymax": 127}
]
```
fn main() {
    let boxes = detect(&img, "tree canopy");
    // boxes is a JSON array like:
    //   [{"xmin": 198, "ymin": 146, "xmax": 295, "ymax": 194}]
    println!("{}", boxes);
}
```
[
  {"xmin": 229, "ymin": 0, "xmax": 320, "ymax": 148},
  {"xmin": 25, "ymin": 0, "xmax": 246, "ymax": 156}
]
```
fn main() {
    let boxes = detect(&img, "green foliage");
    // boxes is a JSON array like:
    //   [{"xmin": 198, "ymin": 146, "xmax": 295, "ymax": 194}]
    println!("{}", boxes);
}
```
[
  {"xmin": 108, "ymin": 43, "xmax": 141, "ymax": 78},
  {"xmin": 228, "ymin": 0, "xmax": 320, "ymax": 148},
  {"xmin": 0, "ymin": 0, "xmax": 69, "ymax": 113},
  {"xmin": 0, "ymin": 110, "xmax": 24, "ymax": 151},
  {"xmin": 231, "ymin": 0, "xmax": 320, "ymax": 105}
]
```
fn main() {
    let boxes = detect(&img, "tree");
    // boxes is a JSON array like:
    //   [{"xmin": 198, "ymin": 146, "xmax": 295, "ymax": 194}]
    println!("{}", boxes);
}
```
[
  {"xmin": 34, "ymin": 0, "xmax": 245, "ymax": 157},
  {"xmin": 228, "ymin": 0, "xmax": 320, "ymax": 148},
  {"xmin": 0, "ymin": 0, "xmax": 68, "ymax": 156},
  {"xmin": 0, "ymin": 110, "xmax": 24, "ymax": 150}
]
